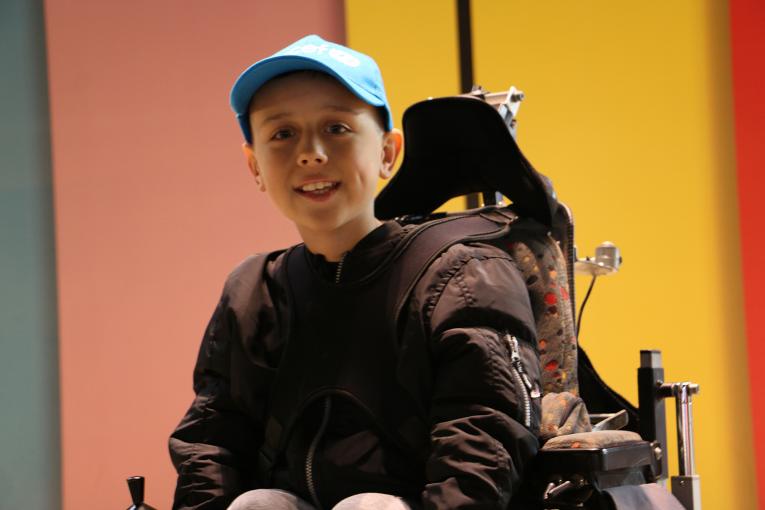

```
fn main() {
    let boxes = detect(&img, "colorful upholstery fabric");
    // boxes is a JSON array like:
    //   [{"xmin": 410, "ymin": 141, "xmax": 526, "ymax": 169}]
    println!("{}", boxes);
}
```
[
  {"xmin": 503, "ymin": 231, "xmax": 578, "ymax": 395},
  {"xmin": 540, "ymin": 392, "xmax": 592, "ymax": 441},
  {"xmin": 542, "ymin": 430, "xmax": 643, "ymax": 450}
]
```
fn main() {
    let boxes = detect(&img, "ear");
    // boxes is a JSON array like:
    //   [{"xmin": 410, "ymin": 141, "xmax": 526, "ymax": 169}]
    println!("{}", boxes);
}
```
[
  {"xmin": 379, "ymin": 128, "xmax": 403, "ymax": 180},
  {"xmin": 242, "ymin": 143, "xmax": 266, "ymax": 192}
]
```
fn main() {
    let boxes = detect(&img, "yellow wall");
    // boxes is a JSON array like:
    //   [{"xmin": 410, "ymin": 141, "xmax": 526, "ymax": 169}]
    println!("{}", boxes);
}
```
[
  {"xmin": 346, "ymin": 0, "xmax": 466, "ymax": 211},
  {"xmin": 348, "ymin": 0, "xmax": 755, "ymax": 508}
]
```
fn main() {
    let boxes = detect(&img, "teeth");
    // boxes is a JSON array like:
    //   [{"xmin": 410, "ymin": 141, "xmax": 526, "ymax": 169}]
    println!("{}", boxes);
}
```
[{"xmin": 301, "ymin": 181, "xmax": 335, "ymax": 192}]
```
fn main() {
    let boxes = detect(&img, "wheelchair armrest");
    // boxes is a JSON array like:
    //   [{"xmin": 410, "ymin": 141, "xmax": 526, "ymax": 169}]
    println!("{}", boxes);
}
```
[
  {"xmin": 539, "ymin": 431, "xmax": 655, "ymax": 474},
  {"xmin": 531, "ymin": 431, "xmax": 662, "ymax": 508}
]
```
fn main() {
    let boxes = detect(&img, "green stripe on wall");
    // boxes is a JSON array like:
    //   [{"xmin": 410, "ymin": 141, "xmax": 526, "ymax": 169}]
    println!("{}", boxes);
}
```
[{"xmin": 0, "ymin": 1, "xmax": 61, "ymax": 508}]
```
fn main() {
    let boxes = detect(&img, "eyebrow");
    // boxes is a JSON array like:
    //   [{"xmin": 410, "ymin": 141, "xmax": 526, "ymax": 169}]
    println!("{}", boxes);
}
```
[
  {"xmin": 258, "ymin": 104, "xmax": 363, "ymax": 125},
  {"xmin": 260, "ymin": 111, "xmax": 291, "ymax": 124},
  {"xmin": 323, "ymin": 104, "xmax": 364, "ymax": 115}
]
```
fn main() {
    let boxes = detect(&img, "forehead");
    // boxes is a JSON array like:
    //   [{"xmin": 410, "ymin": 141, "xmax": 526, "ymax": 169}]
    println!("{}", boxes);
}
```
[{"xmin": 248, "ymin": 71, "xmax": 368, "ymax": 117}]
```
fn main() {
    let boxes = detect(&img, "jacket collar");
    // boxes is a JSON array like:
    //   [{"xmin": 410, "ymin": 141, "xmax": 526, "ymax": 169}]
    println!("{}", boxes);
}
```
[{"xmin": 305, "ymin": 221, "xmax": 408, "ymax": 283}]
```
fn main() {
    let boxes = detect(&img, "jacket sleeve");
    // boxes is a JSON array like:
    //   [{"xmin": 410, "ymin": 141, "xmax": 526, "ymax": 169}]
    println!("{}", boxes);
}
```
[
  {"xmin": 169, "ymin": 293, "xmax": 261, "ymax": 510},
  {"xmin": 421, "ymin": 247, "xmax": 541, "ymax": 509}
]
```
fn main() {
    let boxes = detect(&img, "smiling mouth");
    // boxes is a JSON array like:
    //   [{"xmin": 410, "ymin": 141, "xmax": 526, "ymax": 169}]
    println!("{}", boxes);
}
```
[{"xmin": 296, "ymin": 181, "xmax": 340, "ymax": 196}]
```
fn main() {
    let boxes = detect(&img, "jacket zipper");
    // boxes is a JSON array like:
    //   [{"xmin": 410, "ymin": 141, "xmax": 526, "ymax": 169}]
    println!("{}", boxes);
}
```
[
  {"xmin": 334, "ymin": 253, "xmax": 346, "ymax": 284},
  {"xmin": 304, "ymin": 254, "xmax": 347, "ymax": 509},
  {"xmin": 305, "ymin": 396, "xmax": 331, "ymax": 510},
  {"xmin": 505, "ymin": 333, "xmax": 540, "ymax": 428}
]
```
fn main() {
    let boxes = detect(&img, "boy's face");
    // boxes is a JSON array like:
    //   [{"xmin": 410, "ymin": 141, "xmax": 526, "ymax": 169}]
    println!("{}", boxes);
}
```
[{"xmin": 242, "ymin": 72, "xmax": 401, "ymax": 245}]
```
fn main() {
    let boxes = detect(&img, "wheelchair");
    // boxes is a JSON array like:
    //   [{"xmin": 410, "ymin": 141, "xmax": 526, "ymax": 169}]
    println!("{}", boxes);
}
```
[
  {"xmin": 128, "ymin": 89, "xmax": 702, "ymax": 510},
  {"xmin": 373, "ymin": 88, "xmax": 702, "ymax": 510}
]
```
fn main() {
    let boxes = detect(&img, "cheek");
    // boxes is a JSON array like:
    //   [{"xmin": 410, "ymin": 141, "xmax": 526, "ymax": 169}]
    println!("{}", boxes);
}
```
[
  {"xmin": 345, "ymin": 140, "xmax": 384, "ymax": 175},
  {"xmin": 261, "ymin": 170, "xmax": 285, "ymax": 195},
  {"xmin": 255, "ymin": 148, "xmax": 278, "ymax": 168},
  {"xmin": 254, "ymin": 151, "xmax": 283, "ymax": 180}
]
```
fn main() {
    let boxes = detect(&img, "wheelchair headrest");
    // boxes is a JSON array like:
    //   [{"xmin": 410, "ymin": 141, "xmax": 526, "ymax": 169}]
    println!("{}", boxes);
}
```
[{"xmin": 375, "ymin": 97, "xmax": 557, "ymax": 228}]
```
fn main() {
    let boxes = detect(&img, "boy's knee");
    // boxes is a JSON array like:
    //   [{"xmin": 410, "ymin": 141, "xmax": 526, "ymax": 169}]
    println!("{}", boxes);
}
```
[
  {"xmin": 332, "ymin": 493, "xmax": 416, "ymax": 510},
  {"xmin": 227, "ymin": 488, "xmax": 314, "ymax": 510}
]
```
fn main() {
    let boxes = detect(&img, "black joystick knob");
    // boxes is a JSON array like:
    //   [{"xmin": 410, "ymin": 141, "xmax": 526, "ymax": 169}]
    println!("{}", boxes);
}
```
[{"xmin": 126, "ymin": 476, "xmax": 157, "ymax": 510}]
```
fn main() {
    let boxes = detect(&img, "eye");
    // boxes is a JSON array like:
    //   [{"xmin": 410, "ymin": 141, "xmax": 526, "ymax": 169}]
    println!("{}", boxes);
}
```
[
  {"xmin": 271, "ymin": 128, "xmax": 294, "ymax": 141},
  {"xmin": 326, "ymin": 123, "xmax": 351, "ymax": 135}
]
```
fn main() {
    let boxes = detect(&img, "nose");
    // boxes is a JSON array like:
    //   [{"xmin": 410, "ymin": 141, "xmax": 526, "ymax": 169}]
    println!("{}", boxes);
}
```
[{"xmin": 297, "ymin": 134, "xmax": 328, "ymax": 167}]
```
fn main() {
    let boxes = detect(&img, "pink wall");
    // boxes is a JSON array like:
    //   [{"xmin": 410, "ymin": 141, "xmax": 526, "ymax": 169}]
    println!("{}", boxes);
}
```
[{"xmin": 44, "ymin": 1, "xmax": 345, "ymax": 508}]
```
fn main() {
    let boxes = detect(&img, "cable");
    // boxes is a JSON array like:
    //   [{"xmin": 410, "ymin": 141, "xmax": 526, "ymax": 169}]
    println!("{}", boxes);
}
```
[{"xmin": 576, "ymin": 275, "xmax": 597, "ymax": 338}]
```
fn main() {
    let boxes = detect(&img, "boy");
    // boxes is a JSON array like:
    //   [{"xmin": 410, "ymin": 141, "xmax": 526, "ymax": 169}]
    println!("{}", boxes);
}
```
[{"xmin": 170, "ymin": 35, "xmax": 540, "ymax": 510}]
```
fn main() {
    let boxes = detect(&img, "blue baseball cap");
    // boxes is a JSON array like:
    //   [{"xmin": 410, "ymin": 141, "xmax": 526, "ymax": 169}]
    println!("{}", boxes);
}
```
[{"xmin": 230, "ymin": 34, "xmax": 393, "ymax": 143}]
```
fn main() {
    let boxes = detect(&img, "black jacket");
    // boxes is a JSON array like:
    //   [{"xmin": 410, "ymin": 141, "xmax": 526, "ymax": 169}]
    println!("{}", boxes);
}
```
[{"xmin": 170, "ymin": 221, "xmax": 541, "ymax": 509}]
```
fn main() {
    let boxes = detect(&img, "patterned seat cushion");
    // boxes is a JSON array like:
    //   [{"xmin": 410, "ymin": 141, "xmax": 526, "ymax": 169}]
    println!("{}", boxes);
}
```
[{"xmin": 542, "ymin": 430, "xmax": 643, "ymax": 450}]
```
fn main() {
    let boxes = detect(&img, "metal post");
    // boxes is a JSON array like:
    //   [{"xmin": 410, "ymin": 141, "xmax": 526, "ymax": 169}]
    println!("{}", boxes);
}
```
[
  {"xmin": 658, "ymin": 381, "xmax": 701, "ymax": 510},
  {"xmin": 639, "ymin": 350, "xmax": 668, "ymax": 480},
  {"xmin": 674, "ymin": 383, "xmax": 696, "ymax": 476},
  {"xmin": 456, "ymin": 0, "xmax": 482, "ymax": 210}
]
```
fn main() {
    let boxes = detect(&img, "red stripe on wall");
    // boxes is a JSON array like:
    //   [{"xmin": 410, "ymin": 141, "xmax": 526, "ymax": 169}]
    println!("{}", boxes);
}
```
[{"xmin": 730, "ymin": 0, "xmax": 765, "ymax": 506}]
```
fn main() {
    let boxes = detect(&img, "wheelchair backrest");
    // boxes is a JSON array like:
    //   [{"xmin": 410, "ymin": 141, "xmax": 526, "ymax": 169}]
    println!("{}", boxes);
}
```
[{"xmin": 375, "ymin": 96, "xmax": 579, "ymax": 396}]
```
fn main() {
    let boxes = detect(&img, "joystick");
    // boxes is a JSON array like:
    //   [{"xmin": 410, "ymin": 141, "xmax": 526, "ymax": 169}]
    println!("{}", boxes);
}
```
[{"xmin": 126, "ymin": 476, "xmax": 157, "ymax": 510}]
